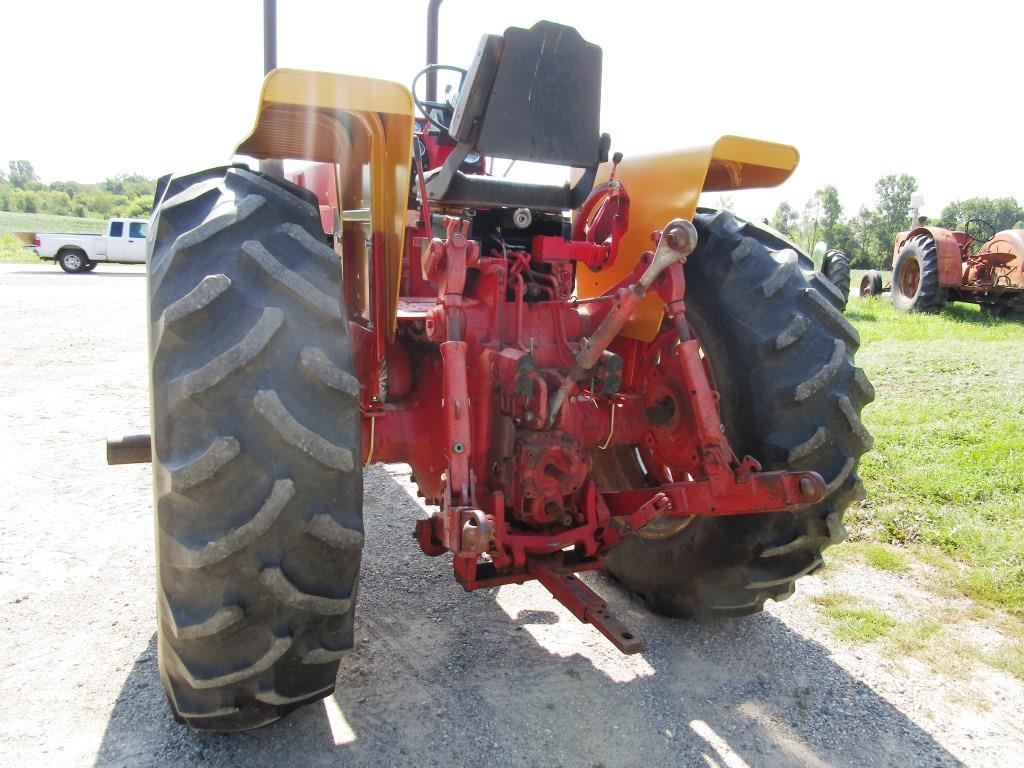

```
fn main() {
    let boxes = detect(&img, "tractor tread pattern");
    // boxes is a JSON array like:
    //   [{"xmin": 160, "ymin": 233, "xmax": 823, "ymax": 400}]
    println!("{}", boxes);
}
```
[
  {"xmin": 282, "ymin": 223, "xmax": 342, "ymax": 267},
  {"xmin": 258, "ymin": 566, "xmax": 354, "ymax": 615},
  {"xmin": 168, "ymin": 436, "xmax": 240, "ymax": 492},
  {"xmin": 255, "ymin": 683, "xmax": 335, "ymax": 707},
  {"xmin": 166, "ymin": 479, "xmax": 295, "ymax": 568},
  {"xmin": 148, "ymin": 166, "xmax": 362, "ymax": 731},
  {"xmin": 793, "ymin": 339, "xmax": 845, "ymax": 402},
  {"xmin": 308, "ymin": 513, "xmax": 366, "ymax": 549},
  {"xmin": 822, "ymin": 249, "xmax": 852, "ymax": 309},
  {"xmin": 168, "ymin": 308, "xmax": 284, "ymax": 403},
  {"xmin": 253, "ymin": 390, "xmax": 355, "ymax": 472},
  {"xmin": 177, "ymin": 637, "xmax": 293, "ymax": 690},
  {"xmin": 243, "ymin": 241, "xmax": 343, "ymax": 320},
  {"xmin": 161, "ymin": 274, "xmax": 232, "ymax": 328},
  {"xmin": 774, "ymin": 314, "xmax": 809, "ymax": 351},
  {"xmin": 803, "ymin": 288, "xmax": 859, "ymax": 347},
  {"xmin": 300, "ymin": 346, "xmax": 361, "ymax": 397},
  {"xmin": 163, "ymin": 599, "xmax": 244, "ymax": 640}
]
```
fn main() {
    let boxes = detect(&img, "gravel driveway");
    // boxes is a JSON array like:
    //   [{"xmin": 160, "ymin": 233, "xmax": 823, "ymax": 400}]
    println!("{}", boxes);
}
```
[{"xmin": 0, "ymin": 263, "xmax": 1006, "ymax": 767}]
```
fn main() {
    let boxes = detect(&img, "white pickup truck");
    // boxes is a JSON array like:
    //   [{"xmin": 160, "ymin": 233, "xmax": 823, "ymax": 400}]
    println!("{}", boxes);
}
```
[{"xmin": 33, "ymin": 218, "xmax": 149, "ymax": 273}]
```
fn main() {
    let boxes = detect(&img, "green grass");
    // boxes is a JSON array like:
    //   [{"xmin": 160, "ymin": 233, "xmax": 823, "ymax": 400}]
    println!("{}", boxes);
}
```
[
  {"xmin": 813, "ymin": 592, "xmax": 898, "ymax": 642},
  {"xmin": 0, "ymin": 211, "xmax": 106, "ymax": 264},
  {"xmin": 986, "ymin": 642, "xmax": 1024, "ymax": 679},
  {"xmin": 862, "ymin": 543, "xmax": 910, "ymax": 573},
  {"xmin": 846, "ymin": 296, "xmax": 1024, "ymax": 615},
  {"xmin": 813, "ymin": 591, "xmax": 1023, "ymax": 682}
]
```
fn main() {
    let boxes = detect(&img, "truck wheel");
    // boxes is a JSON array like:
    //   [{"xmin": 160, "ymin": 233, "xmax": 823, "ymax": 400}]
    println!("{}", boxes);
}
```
[
  {"xmin": 148, "ymin": 166, "xmax": 362, "ymax": 731},
  {"xmin": 58, "ymin": 249, "xmax": 88, "ymax": 273},
  {"xmin": 891, "ymin": 234, "xmax": 945, "ymax": 312},
  {"xmin": 601, "ymin": 210, "xmax": 874, "ymax": 617},
  {"xmin": 859, "ymin": 269, "xmax": 883, "ymax": 297},
  {"xmin": 822, "ymin": 249, "xmax": 851, "ymax": 308}
]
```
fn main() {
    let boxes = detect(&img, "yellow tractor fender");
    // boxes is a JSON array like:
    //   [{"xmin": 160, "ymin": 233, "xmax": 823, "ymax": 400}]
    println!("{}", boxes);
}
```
[
  {"xmin": 575, "ymin": 135, "xmax": 800, "ymax": 340},
  {"xmin": 235, "ymin": 68, "xmax": 415, "ymax": 339}
]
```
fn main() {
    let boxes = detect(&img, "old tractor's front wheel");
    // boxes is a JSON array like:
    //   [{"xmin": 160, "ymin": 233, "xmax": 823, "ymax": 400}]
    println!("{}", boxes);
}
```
[
  {"xmin": 601, "ymin": 210, "xmax": 874, "ymax": 617},
  {"xmin": 147, "ymin": 166, "xmax": 362, "ymax": 730}
]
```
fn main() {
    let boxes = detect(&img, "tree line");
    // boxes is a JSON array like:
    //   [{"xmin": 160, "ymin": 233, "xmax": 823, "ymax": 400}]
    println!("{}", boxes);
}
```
[
  {"xmin": 0, "ymin": 160, "xmax": 156, "ymax": 220},
  {"xmin": 769, "ymin": 174, "xmax": 1024, "ymax": 269}
]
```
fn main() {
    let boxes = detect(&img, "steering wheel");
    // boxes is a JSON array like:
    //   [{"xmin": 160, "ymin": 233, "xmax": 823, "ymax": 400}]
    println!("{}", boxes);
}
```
[
  {"xmin": 963, "ymin": 218, "xmax": 996, "ymax": 248},
  {"xmin": 411, "ymin": 64, "xmax": 468, "ymax": 136}
]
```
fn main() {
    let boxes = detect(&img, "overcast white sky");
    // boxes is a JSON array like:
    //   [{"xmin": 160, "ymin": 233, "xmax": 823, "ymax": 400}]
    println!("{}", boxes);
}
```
[{"xmin": 2, "ymin": 0, "xmax": 1021, "ymax": 221}]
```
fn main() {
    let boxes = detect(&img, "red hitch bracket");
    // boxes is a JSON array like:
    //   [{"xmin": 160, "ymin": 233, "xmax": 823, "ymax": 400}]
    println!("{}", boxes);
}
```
[{"xmin": 527, "ymin": 555, "xmax": 645, "ymax": 654}]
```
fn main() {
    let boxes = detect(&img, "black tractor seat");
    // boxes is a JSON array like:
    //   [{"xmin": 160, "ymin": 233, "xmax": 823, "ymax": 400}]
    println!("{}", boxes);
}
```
[{"xmin": 422, "ymin": 20, "xmax": 610, "ymax": 212}]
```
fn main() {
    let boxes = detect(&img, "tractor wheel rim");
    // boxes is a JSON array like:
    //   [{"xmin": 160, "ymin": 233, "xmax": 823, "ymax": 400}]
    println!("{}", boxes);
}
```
[
  {"xmin": 860, "ymin": 276, "xmax": 873, "ymax": 296},
  {"xmin": 899, "ymin": 259, "xmax": 920, "ymax": 298}
]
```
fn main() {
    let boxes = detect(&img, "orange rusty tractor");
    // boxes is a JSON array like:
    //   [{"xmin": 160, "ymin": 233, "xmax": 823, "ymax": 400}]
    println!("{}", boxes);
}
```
[{"xmin": 862, "ymin": 220, "xmax": 1024, "ymax": 314}]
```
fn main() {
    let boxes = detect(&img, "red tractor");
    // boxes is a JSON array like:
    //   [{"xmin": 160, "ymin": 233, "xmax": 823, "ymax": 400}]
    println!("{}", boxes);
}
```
[
  {"xmin": 861, "ymin": 219, "xmax": 1024, "ymax": 314},
  {"xmin": 117, "ymin": 6, "xmax": 873, "ymax": 731}
]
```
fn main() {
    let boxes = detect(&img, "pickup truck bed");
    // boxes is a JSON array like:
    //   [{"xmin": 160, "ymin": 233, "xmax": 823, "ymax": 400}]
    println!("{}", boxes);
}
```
[{"xmin": 33, "ymin": 218, "xmax": 148, "ymax": 273}]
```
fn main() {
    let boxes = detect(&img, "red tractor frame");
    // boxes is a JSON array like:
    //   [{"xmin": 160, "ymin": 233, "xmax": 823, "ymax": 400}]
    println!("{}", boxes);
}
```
[{"xmin": 117, "ymin": 6, "xmax": 873, "ymax": 731}]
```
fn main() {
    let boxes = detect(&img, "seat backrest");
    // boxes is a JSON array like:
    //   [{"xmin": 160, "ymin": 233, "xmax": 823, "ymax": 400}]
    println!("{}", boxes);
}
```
[{"xmin": 450, "ymin": 21, "xmax": 603, "ymax": 168}]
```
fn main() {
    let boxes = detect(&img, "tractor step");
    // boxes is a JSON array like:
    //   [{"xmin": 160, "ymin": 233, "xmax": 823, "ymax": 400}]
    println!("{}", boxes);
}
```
[{"xmin": 527, "ymin": 555, "xmax": 645, "ymax": 654}]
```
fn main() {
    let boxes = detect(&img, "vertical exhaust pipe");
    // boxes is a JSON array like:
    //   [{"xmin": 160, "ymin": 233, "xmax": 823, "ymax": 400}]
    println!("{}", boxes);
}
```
[
  {"xmin": 260, "ymin": 0, "xmax": 284, "ymax": 178},
  {"xmin": 263, "ymin": 0, "xmax": 277, "ymax": 74},
  {"xmin": 426, "ymin": 0, "xmax": 444, "ymax": 102}
]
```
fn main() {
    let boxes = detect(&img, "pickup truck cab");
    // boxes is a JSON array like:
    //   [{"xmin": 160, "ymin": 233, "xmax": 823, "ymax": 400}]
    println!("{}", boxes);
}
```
[{"xmin": 33, "ymin": 218, "xmax": 149, "ymax": 273}]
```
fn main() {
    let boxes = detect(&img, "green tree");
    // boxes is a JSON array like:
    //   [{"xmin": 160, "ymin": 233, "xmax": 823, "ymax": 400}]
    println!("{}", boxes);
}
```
[
  {"xmin": 7, "ymin": 160, "xmax": 40, "ymax": 189},
  {"xmin": 771, "ymin": 201, "xmax": 799, "ymax": 239},
  {"xmin": 871, "ymin": 173, "xmax": 917, "ymax": 268},
  {"xmin": 18, "ymin": 191, "xmax": 38, "ymax": 213},
  {"xmin": 848, "ymin": 206, "xmax": 879, "ymax": 269},
  {"xmin": 938, "ymin": 197, "xmax": 1023, "ymax": 232},
  {"xmin": 803, "ymin": 185, "xmax": 844, "ymax": 251}
]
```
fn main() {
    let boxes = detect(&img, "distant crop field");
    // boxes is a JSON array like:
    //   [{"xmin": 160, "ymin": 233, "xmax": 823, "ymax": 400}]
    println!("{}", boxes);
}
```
[
  {"xmin": 0, "ymin": 211, "xmax": 107, "ymax": 263},
  {"xmin": 0, "ymin": 211, "xmax": 106, "ymax": 235}
]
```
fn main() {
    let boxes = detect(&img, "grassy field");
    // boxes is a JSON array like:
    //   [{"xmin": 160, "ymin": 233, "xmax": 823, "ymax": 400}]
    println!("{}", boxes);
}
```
[
  {"xmin": 0, "ymin": 211, "xmax": 106, "ymax": 264},
  {"xmin": 803, "ymin": 294, "xmax": 1024, "ymax": 681},
  {"xmin": 848, "ymin": 296, "xmax": 1024, "ymax": 614}
]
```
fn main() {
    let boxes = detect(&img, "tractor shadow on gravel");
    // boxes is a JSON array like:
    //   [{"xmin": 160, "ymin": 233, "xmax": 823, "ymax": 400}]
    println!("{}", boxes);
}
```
[{"xmin": 96, "ymin": 465, "xmax": 965, "ymax": 768}]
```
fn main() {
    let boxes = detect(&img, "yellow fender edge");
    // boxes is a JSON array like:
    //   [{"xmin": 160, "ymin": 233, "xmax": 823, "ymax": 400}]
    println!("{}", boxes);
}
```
[
  {"xmin": 235, "ymin": 68, "xmax": 415, "ymax": 339},
  {"xmin": 576, "ymin": 135, "xmax": 800, "ymax": 341}
]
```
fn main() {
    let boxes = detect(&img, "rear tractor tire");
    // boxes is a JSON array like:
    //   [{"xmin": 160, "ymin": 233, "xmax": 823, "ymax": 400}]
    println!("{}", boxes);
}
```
[
  {"xmin": 148, "ymin": 166, "xmax": 362, "ymax": 731},
  {"xmin": 602, "ymin": 210, "xmax": 874, "ymax": 617},
  {"xmin": 891, "ymin": 234, "xmax": 945, "ymax": 312},
  {"xmin": 822, "ymin": 248, "xmax": 852, "ymax": 309}
]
